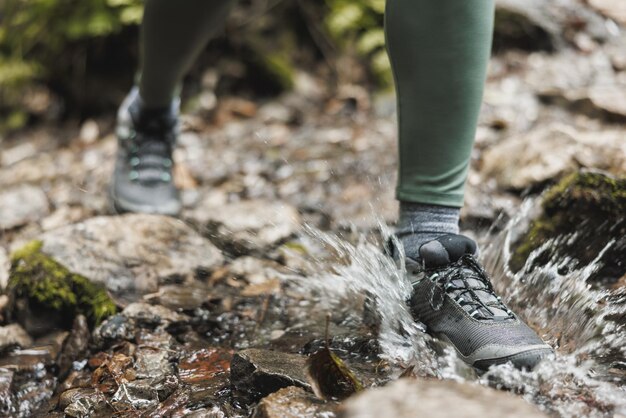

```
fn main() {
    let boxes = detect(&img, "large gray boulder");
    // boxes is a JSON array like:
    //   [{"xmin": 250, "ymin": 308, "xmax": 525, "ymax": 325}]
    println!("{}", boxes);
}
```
[
  {"xmin": 35, "ymin": 214, "xmax": 224, "ymax": 305},
  {"xmin": 339, "ymin": 378, "xmax": 547, "ymax": 418}
]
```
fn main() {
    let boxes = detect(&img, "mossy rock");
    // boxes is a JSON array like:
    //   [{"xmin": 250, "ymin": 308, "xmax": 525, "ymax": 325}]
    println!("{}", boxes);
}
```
[
  {"xmin": 510, "ymin": 171, "xmax": 626, "ymax": 285},
  {"xmin": 7, "ymin": 241, "xmax": 117, "ymax": 334}
]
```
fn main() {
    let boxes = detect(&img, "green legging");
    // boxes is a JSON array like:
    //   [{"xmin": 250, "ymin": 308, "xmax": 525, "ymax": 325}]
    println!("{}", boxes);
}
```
[{"xmin": 138, "ymin": 0, "xmax": 495, "ymax": 208}]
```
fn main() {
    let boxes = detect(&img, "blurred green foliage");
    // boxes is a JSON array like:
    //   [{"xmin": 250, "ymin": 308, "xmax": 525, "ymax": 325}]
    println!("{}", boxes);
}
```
[
  {"xmin": 0, "ymin": 0, "xmax": 390, "ymax": 132},
  {"xmin": 1, "ymin": 0, "xmax": 143, "ymax": 130},
  {"xmin": 325, "ymin": 0, "xmax": 391, "ymax": 86}
]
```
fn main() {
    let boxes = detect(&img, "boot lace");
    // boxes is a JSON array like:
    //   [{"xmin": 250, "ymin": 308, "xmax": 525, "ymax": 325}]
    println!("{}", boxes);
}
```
[{"xmin": 430, "ymin": 255, "xmax": 514, "ymax": 321}]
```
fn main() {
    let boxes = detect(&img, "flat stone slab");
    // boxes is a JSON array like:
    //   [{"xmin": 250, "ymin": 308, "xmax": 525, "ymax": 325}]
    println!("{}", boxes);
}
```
[
  {"xmin": 339, "ymin": 378, "xmax": 548, "ymax": 418},
  {"xmin": 187, "ymin": 200, "xmax": 301, "ymax": 255},
  {"xmin": 230, "ymin": 348, "xmax": 311, "ymax": 404},
  {"xmin": 37, "ymin": 214, "xmax": 224, "ymax": 305}
]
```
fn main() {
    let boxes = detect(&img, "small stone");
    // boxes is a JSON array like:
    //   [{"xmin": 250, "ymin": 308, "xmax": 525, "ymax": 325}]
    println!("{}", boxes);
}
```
[
  {"xmin": 122, "ymin": 302, "xmax": 190, "ymax": 326},
  {"xmin": 230, "ymin": 349, "xmax": 312, "ymax": 404},
  {"xmin": 339, "ymin": 378, "xmax": 548, "ymax": 418},
  {"xmin": 188, "ymin": 200, "xmax": 301, "ymax": 255},
  {"xmin": 92, "ymin": 314, "xmax": 134, "ymax": 345},
  {"xmin": 259, "ymin": 102, "xmax": 294, "ymax": 124},
  {"xmin": 79, "ymin": 119, "xmax": 99, "ymax": 144},
  {"xmin": 134, "ymin": 346, "xmax": 174, "ymax": 380},
  {"xmin": 111, "ymin": 379, "xmax": 160, "ymax": 410},
  {"xmin": 253, "ymin": 386, "xmax": 337, "ymax": 418},
  {"xmin": 0, "ymin": 324, "xmax": 32, "ymax": 352},
  {"xmin": 64, "ymin": 394, "xmax": 110, "ymax": 418},
  {"xmin": 144, "ymin": 282, "xmax": 211, "ymax": 311},
  {"xmin": 0, "ymin": 184, "xmax": 49, "ymax": 230},
  {"xmin": 59, "ymin": 387, "xmax": 98, "ymax": 410}
]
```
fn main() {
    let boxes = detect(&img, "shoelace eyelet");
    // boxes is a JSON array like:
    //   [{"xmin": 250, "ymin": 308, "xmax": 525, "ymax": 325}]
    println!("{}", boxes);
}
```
[{"xmin": 129, "ymin": 170, "xmax": 139, "ymax": 181}]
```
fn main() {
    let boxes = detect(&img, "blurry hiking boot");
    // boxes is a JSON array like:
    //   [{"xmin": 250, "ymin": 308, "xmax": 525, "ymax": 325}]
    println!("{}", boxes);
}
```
[
  {"xmin": 110, "ymin": 87, "xmax": 181, "ymax": 215},
  {"xmin": 391, "ymin": 234, "xmax": 554, "ymax": 370}
]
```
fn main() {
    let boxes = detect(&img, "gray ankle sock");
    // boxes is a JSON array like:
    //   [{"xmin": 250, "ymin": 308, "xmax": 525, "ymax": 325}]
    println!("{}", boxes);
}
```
[{"xmin": 396, "ymin": 201, "xmax": 460, "ymax": 260}]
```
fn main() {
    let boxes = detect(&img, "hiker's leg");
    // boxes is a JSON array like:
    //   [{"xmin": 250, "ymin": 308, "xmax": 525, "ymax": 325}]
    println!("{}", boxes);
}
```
[
  {"xmin": 385, "ymin": 0, "xmax": 494, "ymax": 250},
  {"xmin": 139, "ymin": 0, "xmax": 236, "ymax": 107}
]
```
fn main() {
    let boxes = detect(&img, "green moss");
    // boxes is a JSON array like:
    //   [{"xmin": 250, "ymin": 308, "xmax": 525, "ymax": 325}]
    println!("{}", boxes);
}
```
[
  {"xmin": 510, "ymin": 172, "xmax": 626, "ymax": 282},
  {"xmin": 8, "ymin": 240, "xmax": 117, "ymax": 327}
]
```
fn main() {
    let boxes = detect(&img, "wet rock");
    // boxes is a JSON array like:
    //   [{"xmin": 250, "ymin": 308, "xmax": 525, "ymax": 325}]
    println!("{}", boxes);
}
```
[
  {"xmin": 0, "ymin": 184, "xmax": 49, "ymax": 230},
  {"xmin": 253, "ymin": 386, "xmax": 337, "ymax": 418},
  {"xmin": 188, "ymin": 200, "xmax": 301, "ymax": 255},
  {"xmin": 111, "ymin": 379, "xmax": 161, "ymax": 410},
  {"xmin": 339, "ymin": 378, "xmax": 547, "ymax": 418},
  {"xmin": 93, "ymin": 303, "xmax": 190, "ymax": 346},
  {"xmin": 7, "ymin": 240, "xmax": 117, "ymax": 336},
  {"xmin": 34, "ymin": 330, "xmax": 70, "ymax": 367},
  {"xmin": 59, "ymin": 387, "xmax": 102, "ymax": 410},
  {"xmin": 146, "ymin": 385, "xmax": 232, "ymax": 418},
  {"xmin": 92, "ymin": 314, "xmax": 134, "ymax": 345},
  {"xmin": 0, "ymin": 347, "xmax": 55, "ymax": 374},
  {"xmin": 34, "ymin": 214, "xmax": 224, "ymax": 305},
  {"xmin": 0, "ymin": 324, "xmax": 33, "ymax": 352},
  {"xmin": 481, "ymin": 124, "xmax": 626, "ymax": 190},
  {"xmin": 178, "ymin": 347, "xmax": 233, "ymax": 386},
  {"xmin": 10, "ymin": 375, "xmax": 56, "ymax": 417},
  {"xmin": 57, "ymin": 315, "xmax": 90, "ymax": 378},
  {"xmin": 0, "ymin": 368, "xmax": 14, "ymax": 416},
  {"xmin": 134, "ymin": 345, "xmax": 175, "ymax": 380},
  {"xmin": 230, "ymin": 348, "xmax": 311, "ymax": 404},
  {"xmin": 123, "ymin": 302, "xmax": 190, "ymax": 326},
  {"xmin": 510, "ymin": 171, "xmax": 626, "ymax": 284}
]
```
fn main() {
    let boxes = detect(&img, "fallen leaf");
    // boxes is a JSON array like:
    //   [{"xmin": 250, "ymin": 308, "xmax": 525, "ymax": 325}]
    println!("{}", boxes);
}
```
[{"xmin": 306, "ymin": 315, "xmax": 363, "ymax": 400}]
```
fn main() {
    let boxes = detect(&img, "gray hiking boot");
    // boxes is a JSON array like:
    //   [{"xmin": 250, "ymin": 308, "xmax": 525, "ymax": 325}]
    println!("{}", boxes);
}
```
[
  {"xmin": 110, "ymin": 87, "xmax": 181, "ymax": 215},
  {"xmin": 404, "ymin": 234, "xmax": 553, "ymax": 370}
]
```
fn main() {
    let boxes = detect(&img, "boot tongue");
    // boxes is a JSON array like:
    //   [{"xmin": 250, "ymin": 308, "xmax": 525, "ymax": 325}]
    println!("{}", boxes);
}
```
[{"xmin": 418, "ymin": 235, "xmax": 477, "ymax": 269}]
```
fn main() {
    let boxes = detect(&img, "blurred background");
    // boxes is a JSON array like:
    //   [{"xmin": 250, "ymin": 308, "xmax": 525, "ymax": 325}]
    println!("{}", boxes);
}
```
[{"xmin": 1, "ymin": 0, "xmax": 624, "ymax": 229}]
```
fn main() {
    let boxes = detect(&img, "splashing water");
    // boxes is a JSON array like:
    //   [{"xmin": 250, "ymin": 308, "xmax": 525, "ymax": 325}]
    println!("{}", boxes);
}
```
[{"xmin": 288, "ymin": 199, "xmax": 625, "ymax": 418}]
